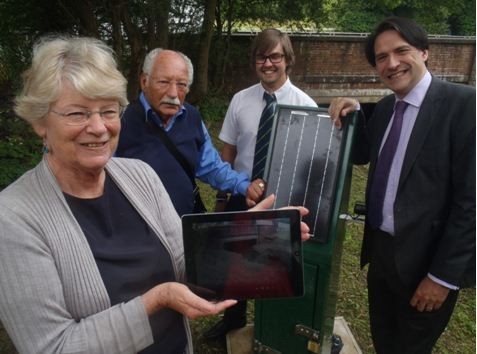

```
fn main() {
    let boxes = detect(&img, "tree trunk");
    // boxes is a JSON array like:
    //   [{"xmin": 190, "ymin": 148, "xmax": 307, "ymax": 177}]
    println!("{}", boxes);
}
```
[
  {"xmin": 110, "ymin": 0, "xmax": 123, "ymax": 62},
  {"xmin": 220, "ymin": 0, "xmax": 235, "ymax": 89},
  {"xmin": 188, "ymin": 0, "xmax": 217, "ymax": 104},
  {"xmin": 156, "ymin": 0, "xmax": 170, "ymax": 49},
  {"xmin": 58, "ymin": 0, "xmax": 100, "ymax": 37},
  {"xmin": 211, "ymin": 0, "xmax": 223, "ymax": 87},
  {"xmin": 145, "ymin": 0, "xmax": 170, "ymax": 50},
  {"xmin": 120, "ymin": 3, "xmax": 145, "ymax": 100},
  {"xmin": 72, "ymin": 0, "xmax": 100, "ymax": 37}
]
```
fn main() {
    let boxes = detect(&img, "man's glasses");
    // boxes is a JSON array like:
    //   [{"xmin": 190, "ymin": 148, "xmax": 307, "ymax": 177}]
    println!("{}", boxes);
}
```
[
  {"xmin": 49, "ymin": 105, "xmax": 123, "ymax": 126},
  {"xmin": 255, "ymin": 53, "xmax": 285, "ymax": 64},
  {"xmin": 154, "ymin": 80, "xmax": 189, "ymax": 92}
]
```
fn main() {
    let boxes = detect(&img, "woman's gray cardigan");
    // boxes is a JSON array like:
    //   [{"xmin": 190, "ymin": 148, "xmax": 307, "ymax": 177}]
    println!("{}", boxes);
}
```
[{"xmin": 0, "ymin": 157, "xmax": 193, "ymax": 353}]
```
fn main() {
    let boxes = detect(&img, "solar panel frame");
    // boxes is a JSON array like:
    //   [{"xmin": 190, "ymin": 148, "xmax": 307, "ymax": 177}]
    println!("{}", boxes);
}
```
[{"xmin": 263, "ymin": 104, "xmax": 350, "ymax": 243}]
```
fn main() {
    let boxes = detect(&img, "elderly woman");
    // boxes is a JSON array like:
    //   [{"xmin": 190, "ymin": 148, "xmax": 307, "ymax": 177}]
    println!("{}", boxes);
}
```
[
  {"xmin": 0, "ymin": 36, "xmax": 308, "ymax": 354},
  {"xmin": 0, "ymin": 35, "xmax": 229, "ymax": 354}
]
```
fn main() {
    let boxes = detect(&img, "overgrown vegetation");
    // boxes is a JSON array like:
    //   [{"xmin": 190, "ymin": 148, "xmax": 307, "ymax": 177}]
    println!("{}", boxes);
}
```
[
  {"xmin": 0, "ymin": 0, "xmax": 475, "ymax": 104},
  {"xmin": 197, "ymin": 91, "xmax": 231, "ymax": 125},
  {"xmin": 0, "ymin": 99, "xmax": 41, "ymax": 191}
]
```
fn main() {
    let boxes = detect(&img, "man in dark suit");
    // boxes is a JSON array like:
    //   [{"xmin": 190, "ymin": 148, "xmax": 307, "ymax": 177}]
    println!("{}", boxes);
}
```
[{"xmin": 329, "ymin": 17, "xmax": 475, "ymax": 354}]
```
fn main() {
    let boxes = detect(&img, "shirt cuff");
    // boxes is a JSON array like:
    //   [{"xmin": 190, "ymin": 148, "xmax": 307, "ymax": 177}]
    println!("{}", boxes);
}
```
[
  {"xmin": 237, "ymin": 180, "xmax": 250, "ymax": 196},
  {"xmin": 428, "ymin": 273, "xmax": 459, "ymax": 290}
]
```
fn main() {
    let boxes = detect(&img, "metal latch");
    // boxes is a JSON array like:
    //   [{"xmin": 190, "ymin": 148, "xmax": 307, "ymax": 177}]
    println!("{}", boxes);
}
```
[
  {"xmin": 295, "ymin": 324, "xmax": 321, "ymax": 354},
  {"xmin": 253, "ymin": 339, "xmax": 282, "ymax": 354}
]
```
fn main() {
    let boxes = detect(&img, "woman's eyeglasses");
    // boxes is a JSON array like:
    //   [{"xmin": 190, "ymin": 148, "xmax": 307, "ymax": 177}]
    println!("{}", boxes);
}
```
[{"xmin": 49, "ymin": 106, "xmax": 123, "ymax": 126}]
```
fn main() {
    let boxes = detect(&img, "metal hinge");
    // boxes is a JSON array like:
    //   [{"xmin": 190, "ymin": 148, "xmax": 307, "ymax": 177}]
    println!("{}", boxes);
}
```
[
  {"xmin": 295, "ymin": 324, "xmax": 320, "ymax": 342},
  {"xmin": 253, "ymin": 339, "xmax": 282, "ymax": 354},
  {"xmin": 295, "ymin": 324, "xmax": 321, "ymax": 354}
]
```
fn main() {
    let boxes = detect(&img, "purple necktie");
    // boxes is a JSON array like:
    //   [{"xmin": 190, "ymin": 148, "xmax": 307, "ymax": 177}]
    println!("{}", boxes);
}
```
[{"xmin": 368, "ymin": 100, "xmax": 409, "ymax": 229}]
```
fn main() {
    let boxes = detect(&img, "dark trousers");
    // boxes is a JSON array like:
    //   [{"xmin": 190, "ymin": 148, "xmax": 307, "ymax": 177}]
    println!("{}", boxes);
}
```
[
  {"xmin": 224, "ymin": 195, "xmax": 248, "ymax": 212},
  {"xmin": 223, "ymin": 195, "xmax": 248, "ymax": 326},
  {"xmin": 367, "ymin": 229, "xmax": 459, "ymax": 354}
]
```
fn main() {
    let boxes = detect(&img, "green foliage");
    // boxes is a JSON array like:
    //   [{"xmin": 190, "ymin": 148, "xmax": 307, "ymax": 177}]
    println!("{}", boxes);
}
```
[
  {"xmin": 0, "ymin": 106, "xmax": 42, "ymax": 191},
  {"xmin": 327, "ymin": 0, "xmax": 475, "ymax": 35},
  {"xmin": 448, "ymin": 0, "xmax": 477, "ymax": 35},
  {"xmin": 0, "ymin": 0, "xmax": 474, "ymax": 104},
  {"xmin": 215, "ymin": 0, "xmax": 326, "ymax": 31},
  {"xmin": 196, "ymin": 92, "xmax": 230, "ymax": 124},
  {"xmin": 0, "ymin": 136, "xmax": 42, "ymax": 190},
  {"xmin": 0, "ymin": 0, "xmax": 81, "ymax": 91},
  {"xmin": 328, "ymin": 0, "xmax": 387, "ymax": 32},
  {"xmin": 334, "ymin": 8, "xmax": 383, "ymax": 32}
]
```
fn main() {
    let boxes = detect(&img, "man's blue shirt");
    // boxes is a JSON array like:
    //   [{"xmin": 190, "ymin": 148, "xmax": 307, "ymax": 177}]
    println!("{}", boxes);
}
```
[{"xmin": 138, "ymin": 93, "xmax": 249, "ymax": 196}]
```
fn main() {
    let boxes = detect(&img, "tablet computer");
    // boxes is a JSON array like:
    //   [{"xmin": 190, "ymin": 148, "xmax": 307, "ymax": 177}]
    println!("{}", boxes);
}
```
[{"xmin": 181, "ymin": 209, "xmax": 304, "ymax": 301}]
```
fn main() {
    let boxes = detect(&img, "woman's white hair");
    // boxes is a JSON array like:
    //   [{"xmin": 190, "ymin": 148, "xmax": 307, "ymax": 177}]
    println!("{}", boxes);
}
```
[
  {"xmin": 14, "ymin": 35, "xmax": 128, "ymax": 124},
  {"xmin": 142, "ymin": 48, "xmax": 194, "ymax": 86}
]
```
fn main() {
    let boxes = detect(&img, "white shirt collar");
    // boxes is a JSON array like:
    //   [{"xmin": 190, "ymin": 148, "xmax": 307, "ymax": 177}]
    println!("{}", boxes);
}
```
[
  {"xmin": 398, "ymin": 71, "xmax": 432, "ymax": 108},
  {"xmin": 259, "ymin": 77, "xmax": 291, "ymax": 100}
]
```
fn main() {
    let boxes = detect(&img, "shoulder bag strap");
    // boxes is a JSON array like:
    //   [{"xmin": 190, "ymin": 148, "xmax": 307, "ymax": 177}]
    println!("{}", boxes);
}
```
[{"xmin": 146, "ymin": 119, "xmax": 198, "ymax": 191}]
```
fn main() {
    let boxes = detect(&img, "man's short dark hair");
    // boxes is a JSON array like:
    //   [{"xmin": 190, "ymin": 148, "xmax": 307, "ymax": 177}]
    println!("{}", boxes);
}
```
[
  {"xmin": 365, "ymin": 17, "xmax": 429, "ymax": 67},
  {"xmin": 251, "ymin": 28, "xmax": 295, "ymax": 73}
]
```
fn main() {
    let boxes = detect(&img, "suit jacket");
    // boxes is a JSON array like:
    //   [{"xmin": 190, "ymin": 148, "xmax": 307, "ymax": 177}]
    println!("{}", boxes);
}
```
[{"xmin": 358, "ymin": 77, "xmax": 475, "ymax": 289}]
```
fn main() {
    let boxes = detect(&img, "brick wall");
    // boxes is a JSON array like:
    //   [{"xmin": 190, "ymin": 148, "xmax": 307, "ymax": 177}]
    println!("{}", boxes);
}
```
[{"xmin": 223, "ymin": 33, "xmax": 476, "ymax": 104}]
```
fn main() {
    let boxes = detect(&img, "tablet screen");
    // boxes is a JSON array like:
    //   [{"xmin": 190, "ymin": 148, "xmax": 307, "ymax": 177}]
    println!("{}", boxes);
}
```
[{"xmin": 181, "ymin": 209, "xmax": 304, "ymax": 301}]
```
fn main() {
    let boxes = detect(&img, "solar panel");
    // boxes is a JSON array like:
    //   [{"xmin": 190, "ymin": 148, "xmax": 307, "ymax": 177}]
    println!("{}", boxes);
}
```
[{"xmin": 263, "ymin": 105, "xmax": 347, "ymax": 243}]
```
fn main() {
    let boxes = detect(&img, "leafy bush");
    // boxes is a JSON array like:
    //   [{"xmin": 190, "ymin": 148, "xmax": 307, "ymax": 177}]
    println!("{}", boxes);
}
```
[
  {"xmin": 0, "ymin": 105, "xmax": 42, "ymax": 191},
  {"xmin": 196, "ymin": 92, "xmax": 230, "ymax": 125},
  {"xmin": 0, "ymin": 136, "xmax": 42, "ymax": 190}
]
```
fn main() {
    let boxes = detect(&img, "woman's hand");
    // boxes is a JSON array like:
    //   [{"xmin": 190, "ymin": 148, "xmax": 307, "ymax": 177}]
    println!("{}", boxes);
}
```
[
  {"xmin": 249, "ymin": 194, "xmax": 311, "ymax": 241},
  {"xmin": 142, "ymin": 282, "xmax": 237, "ymax": 319}
]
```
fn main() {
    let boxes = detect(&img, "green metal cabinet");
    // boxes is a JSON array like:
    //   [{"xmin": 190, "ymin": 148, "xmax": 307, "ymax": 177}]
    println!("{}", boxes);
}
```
[{"xmin": 254, "ymin": 107, "xmax": 358, "ymax": 354}]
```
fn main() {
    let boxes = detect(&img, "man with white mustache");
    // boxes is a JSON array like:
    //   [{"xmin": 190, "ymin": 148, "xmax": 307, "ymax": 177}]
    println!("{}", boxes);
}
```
[
  {"xmin": 203, "ymin": 28, "xmax": 317, "ymax": 341},
  {"xmin": 117, "ymin": 49, "xmax": 265, "ymax": 217}
]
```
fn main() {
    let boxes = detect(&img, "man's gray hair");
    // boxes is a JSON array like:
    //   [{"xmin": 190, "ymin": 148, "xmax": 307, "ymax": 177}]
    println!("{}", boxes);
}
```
[{"xmin": 142, "ymin": 48, "xmax": 194, "ymax": 86}]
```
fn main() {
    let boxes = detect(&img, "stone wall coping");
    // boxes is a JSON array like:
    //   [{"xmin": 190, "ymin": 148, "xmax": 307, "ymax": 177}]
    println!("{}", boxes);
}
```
[{"xmin": 230, "ymin": 31, "xmax": 476, "ymax": 44}]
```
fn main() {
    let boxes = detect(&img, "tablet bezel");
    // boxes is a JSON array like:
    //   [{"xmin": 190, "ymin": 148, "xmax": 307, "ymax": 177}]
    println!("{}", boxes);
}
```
[{"xmin": 181, "ymin": 209, "xmax": 304, "ymax": 301}]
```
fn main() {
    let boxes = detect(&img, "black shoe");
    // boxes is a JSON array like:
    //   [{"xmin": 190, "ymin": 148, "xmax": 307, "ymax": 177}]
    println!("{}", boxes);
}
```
[{"xmin": 202, "ymin": 319, "xmax": 246, "ymax": 341}]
